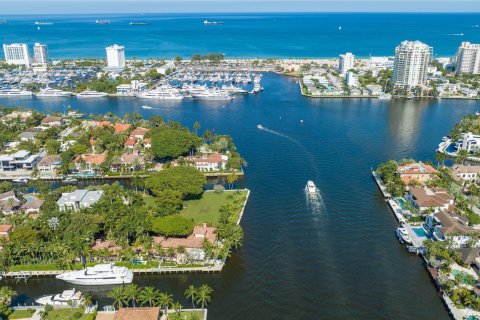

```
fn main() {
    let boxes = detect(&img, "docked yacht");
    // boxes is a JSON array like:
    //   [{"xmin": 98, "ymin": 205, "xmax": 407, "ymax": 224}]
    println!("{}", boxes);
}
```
[
  {"xmin": 396, "ymin": 227, "xmax": 412, "ymax": 244},
  {"xmin": 35, "ymin": 288, "xmax": 84, "ymax": 307},
  {"xmin": 307, "ymin": 180, "xmax": 316, "ymax": 194},
  {"xmin": 56, "ymin": 263, "xmax": 133, "ymax": 286},
  {"xmin": 194, "ymin": 90, "xmax": 232, "ymax": 101},
  {"xmin": 378, "ymin": 93, "xmax": 392, "ymax": 100},
  {"xmin": 0, "ymin": 89, "xmax": 33, "ymax": 96},
  {"xmin": 37, "ymin": 87, "xmax": 73, "ymax": 98},
  {"xmin": 76, "ymin": 90, "xmax": 108, "ymax": 98},
  {"xmin": 138, "ymin": 88, "xmax": 183, "ymax": 100},
  {"xmin": 12, "ymin": 177, "xmax": 29, "ymax": 184},
  {"xmin": 62, "ymin": 177, "xmax": 77, "ymax": 183}
]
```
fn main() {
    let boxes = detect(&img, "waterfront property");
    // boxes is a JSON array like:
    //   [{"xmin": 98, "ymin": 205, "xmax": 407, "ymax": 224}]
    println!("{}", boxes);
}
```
[
  {"xmin": 57, "ymin": 189, "xmax": 104, "ymax": 211},
  {"xmin": 397, "ymin": 162, "xmax": 436, "ymax": 186},
  {"xmin": 405, "ymin": 187, "xmax": 454, "ymax": 213}
]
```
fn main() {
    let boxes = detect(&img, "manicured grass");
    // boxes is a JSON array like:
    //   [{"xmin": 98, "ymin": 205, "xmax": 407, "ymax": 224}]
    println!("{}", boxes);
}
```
[
  {"xmin": 116, "ymin": 261, "xmax": 159, "ymax": 269},
  {"xmin": 171, "ymin": 310, "xmax": 205, "ymax": 320},
  {"xmin": 9, "ymin": 309, "xmax": 35, "ymax": 319},
  {"xmin": 179, "ymin": 190, "xmax": 248, "ymax": 226},
  {"xmin": 47, "ymin": 308, "xmax": 92, "ymax": 320}
]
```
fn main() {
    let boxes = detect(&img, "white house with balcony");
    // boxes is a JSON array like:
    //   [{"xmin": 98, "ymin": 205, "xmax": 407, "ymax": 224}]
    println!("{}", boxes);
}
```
[
  {"xmin": 456, "ymin": 132, "xmax": 480, "ymax": 153},
  {"xmin": 57, "ymin": 189, "xmax": 104, "ymax": 212}
]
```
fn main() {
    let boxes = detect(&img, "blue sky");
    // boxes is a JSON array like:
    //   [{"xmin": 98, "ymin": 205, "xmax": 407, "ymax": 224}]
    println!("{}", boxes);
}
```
[{"xmin": 1, "ymin": 0, "xmax": 479, "ymax": 14}]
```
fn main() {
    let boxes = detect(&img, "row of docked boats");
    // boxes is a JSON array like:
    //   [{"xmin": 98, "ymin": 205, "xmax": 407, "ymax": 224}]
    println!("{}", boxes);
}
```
[
  {"xmin": 0, "ymin": 88, "xmax": 108, "ymax": 98},
  {"xmin": 138, "ymin": 84, "xmax": 238, "ymax": 101}
]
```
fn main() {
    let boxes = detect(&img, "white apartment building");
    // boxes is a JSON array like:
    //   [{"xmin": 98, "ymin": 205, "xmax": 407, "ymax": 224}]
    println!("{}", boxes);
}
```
[
  {"xmin": 392, "ymin": 40, "xmax": 432, "ymax": 87},
  {"xmin": 3, "ymin": 43, "xmax": 30, "ymax": 67},
  {"xmin": 456, "ymin": 132, "xmax": 480, "ymax": 153},
  {"xmin": 33, "ymin": 43, "xmax": 48, "ymax": 65},
  {"xmin": 339, "ymin": 52, "xmax": 355, "ymax": 75},
  {"xmin": 454, "ymin": 42, "xmax": 480, "ymax": 74},
  {"xmin": 345, "ymin": 71, "xmax": 358, "ymax": 87},
  {"xmin": 105, "ymin": 44, "xmax": 125, "ymax": 68}
]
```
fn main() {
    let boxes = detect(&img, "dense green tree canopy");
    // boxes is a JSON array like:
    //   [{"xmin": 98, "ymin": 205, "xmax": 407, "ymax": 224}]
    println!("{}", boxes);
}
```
[
  {"xmin": 150, "ymin": 128, "xmax": 201, "ymax": 159},
  {"xmin": 145, "ymin": 166, "xmax": 206, "ymax": 199},
  {"xmin": 150, "ymin": 215, "xmax": 194, "ymax": 237}
]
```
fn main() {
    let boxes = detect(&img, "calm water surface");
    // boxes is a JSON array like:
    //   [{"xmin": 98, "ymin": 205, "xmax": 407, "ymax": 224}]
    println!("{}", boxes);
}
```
[
  {"xmin": 1, "ymin": 13, "xmax": 480, "ymax": 58},
  {"xmin": 2, "ymin": 73, "xmax": 477, "ymax": 319}
]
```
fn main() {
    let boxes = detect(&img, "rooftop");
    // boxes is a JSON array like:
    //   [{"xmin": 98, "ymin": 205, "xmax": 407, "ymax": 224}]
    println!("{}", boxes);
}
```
[
  {"xmin": 153, "ymin": 225, "xmax": 217, "ymax": 249},
  {"xmin": 409, "ymin": 187, "xmax": 453, "ymax": 208},
  {"xmin": 113, "ymin": 307, "xmax": 160, "ymax": 320}
]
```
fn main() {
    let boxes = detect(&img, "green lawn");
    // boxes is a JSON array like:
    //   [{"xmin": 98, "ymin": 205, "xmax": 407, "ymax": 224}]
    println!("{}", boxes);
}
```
[
  {"xmin": 169, "ymin": 310, "xmax": 205, "ymax": 320},
  {"xmin": 179, "ymin": 190, "xmax": 248, "ymax": 226},
  {"xmin": 9, "ymin": 309, "xmax": 35, "ymax": 319},
  {"xmin": 47, "ymin": 308, "xmax": 93, "ymax": 320}
]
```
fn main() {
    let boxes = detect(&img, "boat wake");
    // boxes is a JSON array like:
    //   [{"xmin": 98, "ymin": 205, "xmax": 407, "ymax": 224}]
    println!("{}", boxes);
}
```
[
  {"xmin": 305, "ymin": 187, "xmax": 325, "ymax": 214},
  {"xmin": 256, "ymin": 124, "xmax": 291, "ymax": 139},
  {"xmin": 444, "ymin": 33, "xmax": 464, "ymax": 36}
]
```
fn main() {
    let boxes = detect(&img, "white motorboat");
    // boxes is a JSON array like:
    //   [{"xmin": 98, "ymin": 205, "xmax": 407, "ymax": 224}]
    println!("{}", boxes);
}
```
[
  {"xmin": 37, "ymin": 87, "xmax": 73, "ymax": 98},
  {"xmin": 0, "ymin": 89, "xmax": 33, "ymax": 96},
  {"xmin": 307, "ymin": 180, "xmax": 316, "ymax": 194},
  {"xmin": 62, "ymin": 177, "xmax": 77, "ymax": 183},
  {"xmin": 378, "ymin": 94, "xmax": 392, "ymax": 100},
  {"xmin": 76, "ymin": 90, "xmax": 108, "ymax": 98},
  {"xmin": 396, "ymin": 227, "xmax": 412, "ymax": 244},
  {"xmin": 12, "ymin": 177, "xmax": 29, "ymax": 183},
  {"xmin": 257, "ymin": 124, "xmax": 264, "ymax": 129},
  {"xmin": 35, "ymin": 288, "xmax": 84, "ymax": 307},
  {"xmin": 141, "ymin": 105, "xmax": 152, "ymax": 109},
  {"xmin": 56, "ymin": 263, "xmax": 133, "ymax": 286}
]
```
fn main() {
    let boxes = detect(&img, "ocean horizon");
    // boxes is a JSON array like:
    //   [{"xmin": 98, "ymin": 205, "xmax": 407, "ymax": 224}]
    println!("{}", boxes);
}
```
[{"xmin": 0, "ymin": 12, "xmax": 479, "ymax": 59}]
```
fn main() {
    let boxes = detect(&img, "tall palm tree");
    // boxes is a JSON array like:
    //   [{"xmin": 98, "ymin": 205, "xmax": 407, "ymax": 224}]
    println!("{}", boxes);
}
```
[
  {"xmin": 158, "ymin": 292, "xmax": 173, "ymax": 316},
  {"xmin": 196, "ymin": 284, "xmax": 213, "ymax": 310},
  {"xmin": 0, "ymin": 286, "xmax": 16, "ymax": 304},
  {"xmin": 125, "ymin": 284, "xmax": 142, "ymax": 307},
  {"xmin": 171, "ymin": 301, "xmax": 183, "ymax": 314},
  {"xmin": 184, "ymin": 285, "xmax": 197, "ymax": 310},
  {"xmin": 107, "ymin": 287, "xmax": 127, "ymax": 310},
  {"xmin": 193, "ymin": 121, "xmax": 201, "ymax": 135},
  {"xmin": 139, "ymin": 286, "xmax": 159, "ymax": 307},
  {"xmin": 226, "ymin": 174, "xmax": 237, "ymax": 189}
]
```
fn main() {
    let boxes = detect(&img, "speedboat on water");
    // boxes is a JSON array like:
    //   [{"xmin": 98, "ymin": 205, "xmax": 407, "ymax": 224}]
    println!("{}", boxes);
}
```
[
  {"xmin": 35, "ymin": 288, "xmax": 84, "ymax": 307},
  {"xmin": 307, "ymin": 180, "xmax": 316, "ymax": 194},
  {"xmin": 141, "ymin": 105, "xmax": 152, "ymax": 109},
  {"xmin": 257, "ymin": 124, "xmax": 263, "ymax": 129},
  {"xmin": 56, "ymin": 263, "xmax": 133, "ymax": 286},
  {"xmin": 396, "ymin": 227, "xmax": 412, "ymax": 244}
]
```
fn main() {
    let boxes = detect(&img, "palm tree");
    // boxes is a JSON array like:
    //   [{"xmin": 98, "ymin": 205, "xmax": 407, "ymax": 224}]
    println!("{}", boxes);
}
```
[
  {"xmin": 435, "ymin": 151, "xmax": 447, "ymax": 168},
  {"xmin": 0, "ymin": 286, "xmax": 16, "ymax": 304},
  {"xmin": 158, "ymin": 292, "xmax": 173, "ymax": 316},
  {"xmin": 196, "ymin": 284, "xmax": 213, "ymax": 310},
  {"xmin": 125, "ymin": 284, "xmax": 142, "ymax": 307},
  {"xmin": 171, "ymin": 301, "xmax": 183, "ymax": 314},
  {"xmin": 193, "ymin": 121, "xmax": 201, "ymax": 135},
  {"xmin": 167, "ymin": 247, "xmax": 176, "ymax": 262},
  {"xmin": 82, "ymin": 292, "xmax": 93, "ymax": 307},
  {"xmin": 457, "ymin": 149, "xmax": 469, "ymax": 165},
  {"xmin": 226, "ymin": 174, "xmax": 237, "ymax": 190},
  {"xmin": 107, "ymin": 287, "xmax": 127, "ymax": 310},
  {"xmin": 184, "ymin": 285, "xmax": 197, "ymax": 310},
  {"xmin": 141, "ymin": 287, "xmax": 160, "ymax": 307}
]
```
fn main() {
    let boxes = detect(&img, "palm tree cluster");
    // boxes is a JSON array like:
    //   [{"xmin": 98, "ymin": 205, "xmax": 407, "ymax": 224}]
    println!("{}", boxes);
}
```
[{"xmin": 107, "ymin": 283, "xmax": 213, "ymax": 319}]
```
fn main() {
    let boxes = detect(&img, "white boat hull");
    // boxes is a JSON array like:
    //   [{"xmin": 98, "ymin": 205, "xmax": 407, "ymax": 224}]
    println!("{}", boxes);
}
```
[{"xmin": 59, "ymin": 277, "xmax": 133, "ymax": 286}]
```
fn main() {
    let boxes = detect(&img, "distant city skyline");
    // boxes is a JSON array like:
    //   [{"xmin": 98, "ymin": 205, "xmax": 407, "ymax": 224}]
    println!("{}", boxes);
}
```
[{"xmin": 1, "ymin": 0, "xmax": 480, "ymax": 14}]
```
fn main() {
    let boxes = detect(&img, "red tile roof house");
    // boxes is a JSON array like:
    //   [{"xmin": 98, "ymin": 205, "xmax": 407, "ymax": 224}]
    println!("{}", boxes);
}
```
[
  {"xmin": 130, "ymin": 127, "xmax": 150, "ymax": 140},
  {"xmin": 179, "ymin": 153, "xmax": 229, "ymax": 172},
  {"xmin": 73, "ymin": 154, "xmax": 107, "ymax": 174},
  {"xmin": 152, "ymin": 224, "xmax": 217, "ymax": 262},
  {"xmin": 143, "ymin": 138, "xmax": 152, "ymax": 149},
  {"xmin": 397, "ymin": 162, "xmax": 437, "ymax": 186},
  {"xmin": 405, "ymin": 187, "xmax": 454, "ymax": 213},
  {"xmin": 96, "ymin": 121, "xmax": 131, "ymax": 133},
  {"xmin": 0, "ymin": 224, "xmax": 13, "ymax": 239},
  {"xmin": 124, "ymin": 137, "xmax": 137, "ymax": 149},
  {"xmin": 113, "ymin": 307, "xmax": 161, "ymax": 320}
]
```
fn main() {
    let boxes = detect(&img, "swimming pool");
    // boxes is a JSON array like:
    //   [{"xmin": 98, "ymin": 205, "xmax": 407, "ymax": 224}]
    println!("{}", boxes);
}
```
[
  {"xmin": 397, "ymin": 198, "xmax": 409, "ymax": 210},
  {"xmin": 451, "ymin": 269, "xmax": 475, "ymax": 285},
  {"xmin": 24, "ymin": 196, "xmax": 36, "ymax": 201},
  {"xmin": 413, "ymin": 227, "xmax": 430, "ymax": 238}
]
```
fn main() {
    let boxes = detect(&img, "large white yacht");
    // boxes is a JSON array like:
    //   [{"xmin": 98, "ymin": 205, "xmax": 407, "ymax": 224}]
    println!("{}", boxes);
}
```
[
  {"xmin": 194, "ymin": 90, "xmax": 232, "ymax": 101},
  {"xmin": 35, "ymin": 288, "xmax": 84, "ymax": 307},
  {"xmin": 138, "ymin": 87, "xmax": 183, "ymax": 100},
  {"xmin": 36, "ymin": 87, "xmax": 74, "ymax": 98},
  {"xmin": 76, "ymin": 89, "xmax": 108, "ymax": 98},
  {"xmin": 56, "ymin": 264, "xmax": 133, "ymax": 285},
  {"xmin": 0, "ymin": 89, "xmax": 33, "ymax": 96}
]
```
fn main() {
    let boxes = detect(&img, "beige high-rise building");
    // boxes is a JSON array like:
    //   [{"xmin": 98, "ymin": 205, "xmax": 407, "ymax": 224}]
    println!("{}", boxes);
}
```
[
  {"xmin": 392, "ymin": 40, "xmax": 432, "ymax": 87},
  {"xmin": 454, "ymin": 42, "xmax": 480, "ymax": 74}
]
